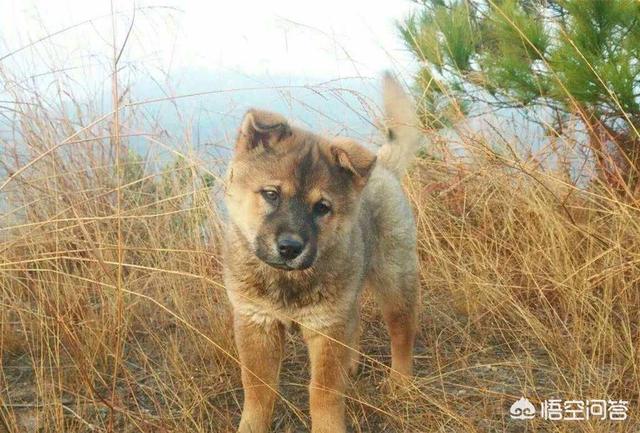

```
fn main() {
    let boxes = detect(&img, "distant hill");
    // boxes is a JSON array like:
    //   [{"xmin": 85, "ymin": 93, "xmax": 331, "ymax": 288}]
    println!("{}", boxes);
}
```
[{"xmin": 127, "ymin": 69, "xmax": 383, "ymax": 158}]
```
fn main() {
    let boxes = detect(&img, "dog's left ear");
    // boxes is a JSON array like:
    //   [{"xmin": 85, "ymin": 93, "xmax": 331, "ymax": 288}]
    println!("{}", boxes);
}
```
[
  {"xmin": 236, "ymin": 109, "xmax": 291, "ymax": 154},
  {"xmin": 330, "ymin": 139, "xmax": 376, "ymax": 187}
]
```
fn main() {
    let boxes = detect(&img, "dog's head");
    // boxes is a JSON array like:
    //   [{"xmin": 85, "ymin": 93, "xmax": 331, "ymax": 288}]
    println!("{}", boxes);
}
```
[{"xmin": 225, "ymin": 109, "xmax": 376, "ymax": 271}]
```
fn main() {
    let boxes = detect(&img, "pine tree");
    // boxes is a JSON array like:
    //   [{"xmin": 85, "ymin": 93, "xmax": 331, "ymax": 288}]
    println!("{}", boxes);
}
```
[{"xmin": 400, "ymin": 0, "xmax": 640, "ymax": 194}]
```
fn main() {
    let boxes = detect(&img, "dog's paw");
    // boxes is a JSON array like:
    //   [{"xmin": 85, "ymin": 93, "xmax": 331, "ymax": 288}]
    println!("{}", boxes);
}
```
[{"xmin": 379, "ymin": 371, "xmax": 415, "ymax": 395}]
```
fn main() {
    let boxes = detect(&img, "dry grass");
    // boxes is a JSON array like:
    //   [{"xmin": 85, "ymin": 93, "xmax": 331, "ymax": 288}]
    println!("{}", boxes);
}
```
[{"xmin": 1, "ymin": 25, "xmax": 640, "ymax": 433}]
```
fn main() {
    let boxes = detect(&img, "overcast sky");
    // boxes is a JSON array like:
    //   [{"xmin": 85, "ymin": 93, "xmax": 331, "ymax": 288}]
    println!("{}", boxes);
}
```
[
  {"xmin": 0, "ymin": 1, "xmax": 559, "ymax": 170},
  {"xmin": 0, "ymin": 1, "xmax": 425, "ymax": 150},
  {"xmin": 0, "ymin": 0, "xmax": 419, "ymax": 80}
]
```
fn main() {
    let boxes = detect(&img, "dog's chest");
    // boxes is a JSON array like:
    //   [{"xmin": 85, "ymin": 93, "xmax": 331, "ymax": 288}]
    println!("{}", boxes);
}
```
[
  {"xmin": 236, "ymin": 293, "xmax": 347, "ymax": 330},
  {"xmin": 255, "ymin": 270, "xmax": 338, "ymax": 310},
  {"xmin": 228, "ymin": 264, "xmax": 357, "ymax": 329}
]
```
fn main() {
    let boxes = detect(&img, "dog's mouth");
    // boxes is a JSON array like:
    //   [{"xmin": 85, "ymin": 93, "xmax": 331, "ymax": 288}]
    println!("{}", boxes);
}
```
[
  {"xmin": 261, "ymin": 255, "xmax": 315, "ymax": 271},
  {"xmin": 263, "ymin": 260, "xmax": 310, "ymax": 271},
  {"xmin": 255, "ymin": 248, "xmax": 317, "ymax": 271}
]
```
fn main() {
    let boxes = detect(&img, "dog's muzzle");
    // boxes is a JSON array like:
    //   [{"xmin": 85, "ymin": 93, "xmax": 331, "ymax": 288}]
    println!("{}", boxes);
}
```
[{"xmin": 256, "ymin": 233, "xmax": 317, "ymax": 271}]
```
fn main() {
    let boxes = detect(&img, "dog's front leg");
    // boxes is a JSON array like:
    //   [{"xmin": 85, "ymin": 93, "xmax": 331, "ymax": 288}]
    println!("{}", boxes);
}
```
[
  {"xmin": 303, "ymin": 323, "xmax": 353, "ymax": 433},
  {"xmin": 235, "ymin": 313, "xmax": 285, "ymax": 433}
]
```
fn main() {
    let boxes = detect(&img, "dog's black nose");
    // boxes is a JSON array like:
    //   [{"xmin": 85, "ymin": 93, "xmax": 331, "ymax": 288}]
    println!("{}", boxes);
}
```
[{"xmin": 277, "ymin": 235, "xmax": 304, "ymax": 260}]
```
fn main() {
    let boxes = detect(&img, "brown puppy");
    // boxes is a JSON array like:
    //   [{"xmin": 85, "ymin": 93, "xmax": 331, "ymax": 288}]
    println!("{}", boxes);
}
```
[{"xmin": 224, "ymin": 73, "xmax": 422, "ymax": 433}]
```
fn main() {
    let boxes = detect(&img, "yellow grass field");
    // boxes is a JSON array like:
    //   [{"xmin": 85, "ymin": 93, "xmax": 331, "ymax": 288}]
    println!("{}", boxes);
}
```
[{"xmin": 1, "ymin": 40, "xmax": 639, "ymax": 433}]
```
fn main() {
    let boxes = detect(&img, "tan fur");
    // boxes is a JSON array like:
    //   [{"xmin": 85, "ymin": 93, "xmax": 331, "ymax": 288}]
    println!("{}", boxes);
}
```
[
  {"xmin": 377, "ymin": 72, "xmax": 424, "ymax": 177},
  {"xmin": 224, "ymin": 74, "xmax": 421, "ymax": 433}
]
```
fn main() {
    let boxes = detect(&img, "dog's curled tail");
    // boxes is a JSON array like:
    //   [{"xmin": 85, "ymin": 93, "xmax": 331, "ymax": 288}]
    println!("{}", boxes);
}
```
[{"xmin": 377, "ymin": 72, "xmax": 423, "ymax": 178}]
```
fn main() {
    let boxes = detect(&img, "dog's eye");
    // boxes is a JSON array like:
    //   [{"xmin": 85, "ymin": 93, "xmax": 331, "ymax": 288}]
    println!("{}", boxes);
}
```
[
  {"xmin": 313, "ymin": 200, "xmax": 331, "ymax": 216},
  {"xmin": 261, "ymin": 189, "xmax": 279, "ymax": 203}
]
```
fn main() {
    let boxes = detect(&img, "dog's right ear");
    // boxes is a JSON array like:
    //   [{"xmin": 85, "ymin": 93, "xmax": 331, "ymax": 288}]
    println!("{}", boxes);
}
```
[{"xmin": 235, "ymin": 109, "xmax": 291, "ymax": 154}]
